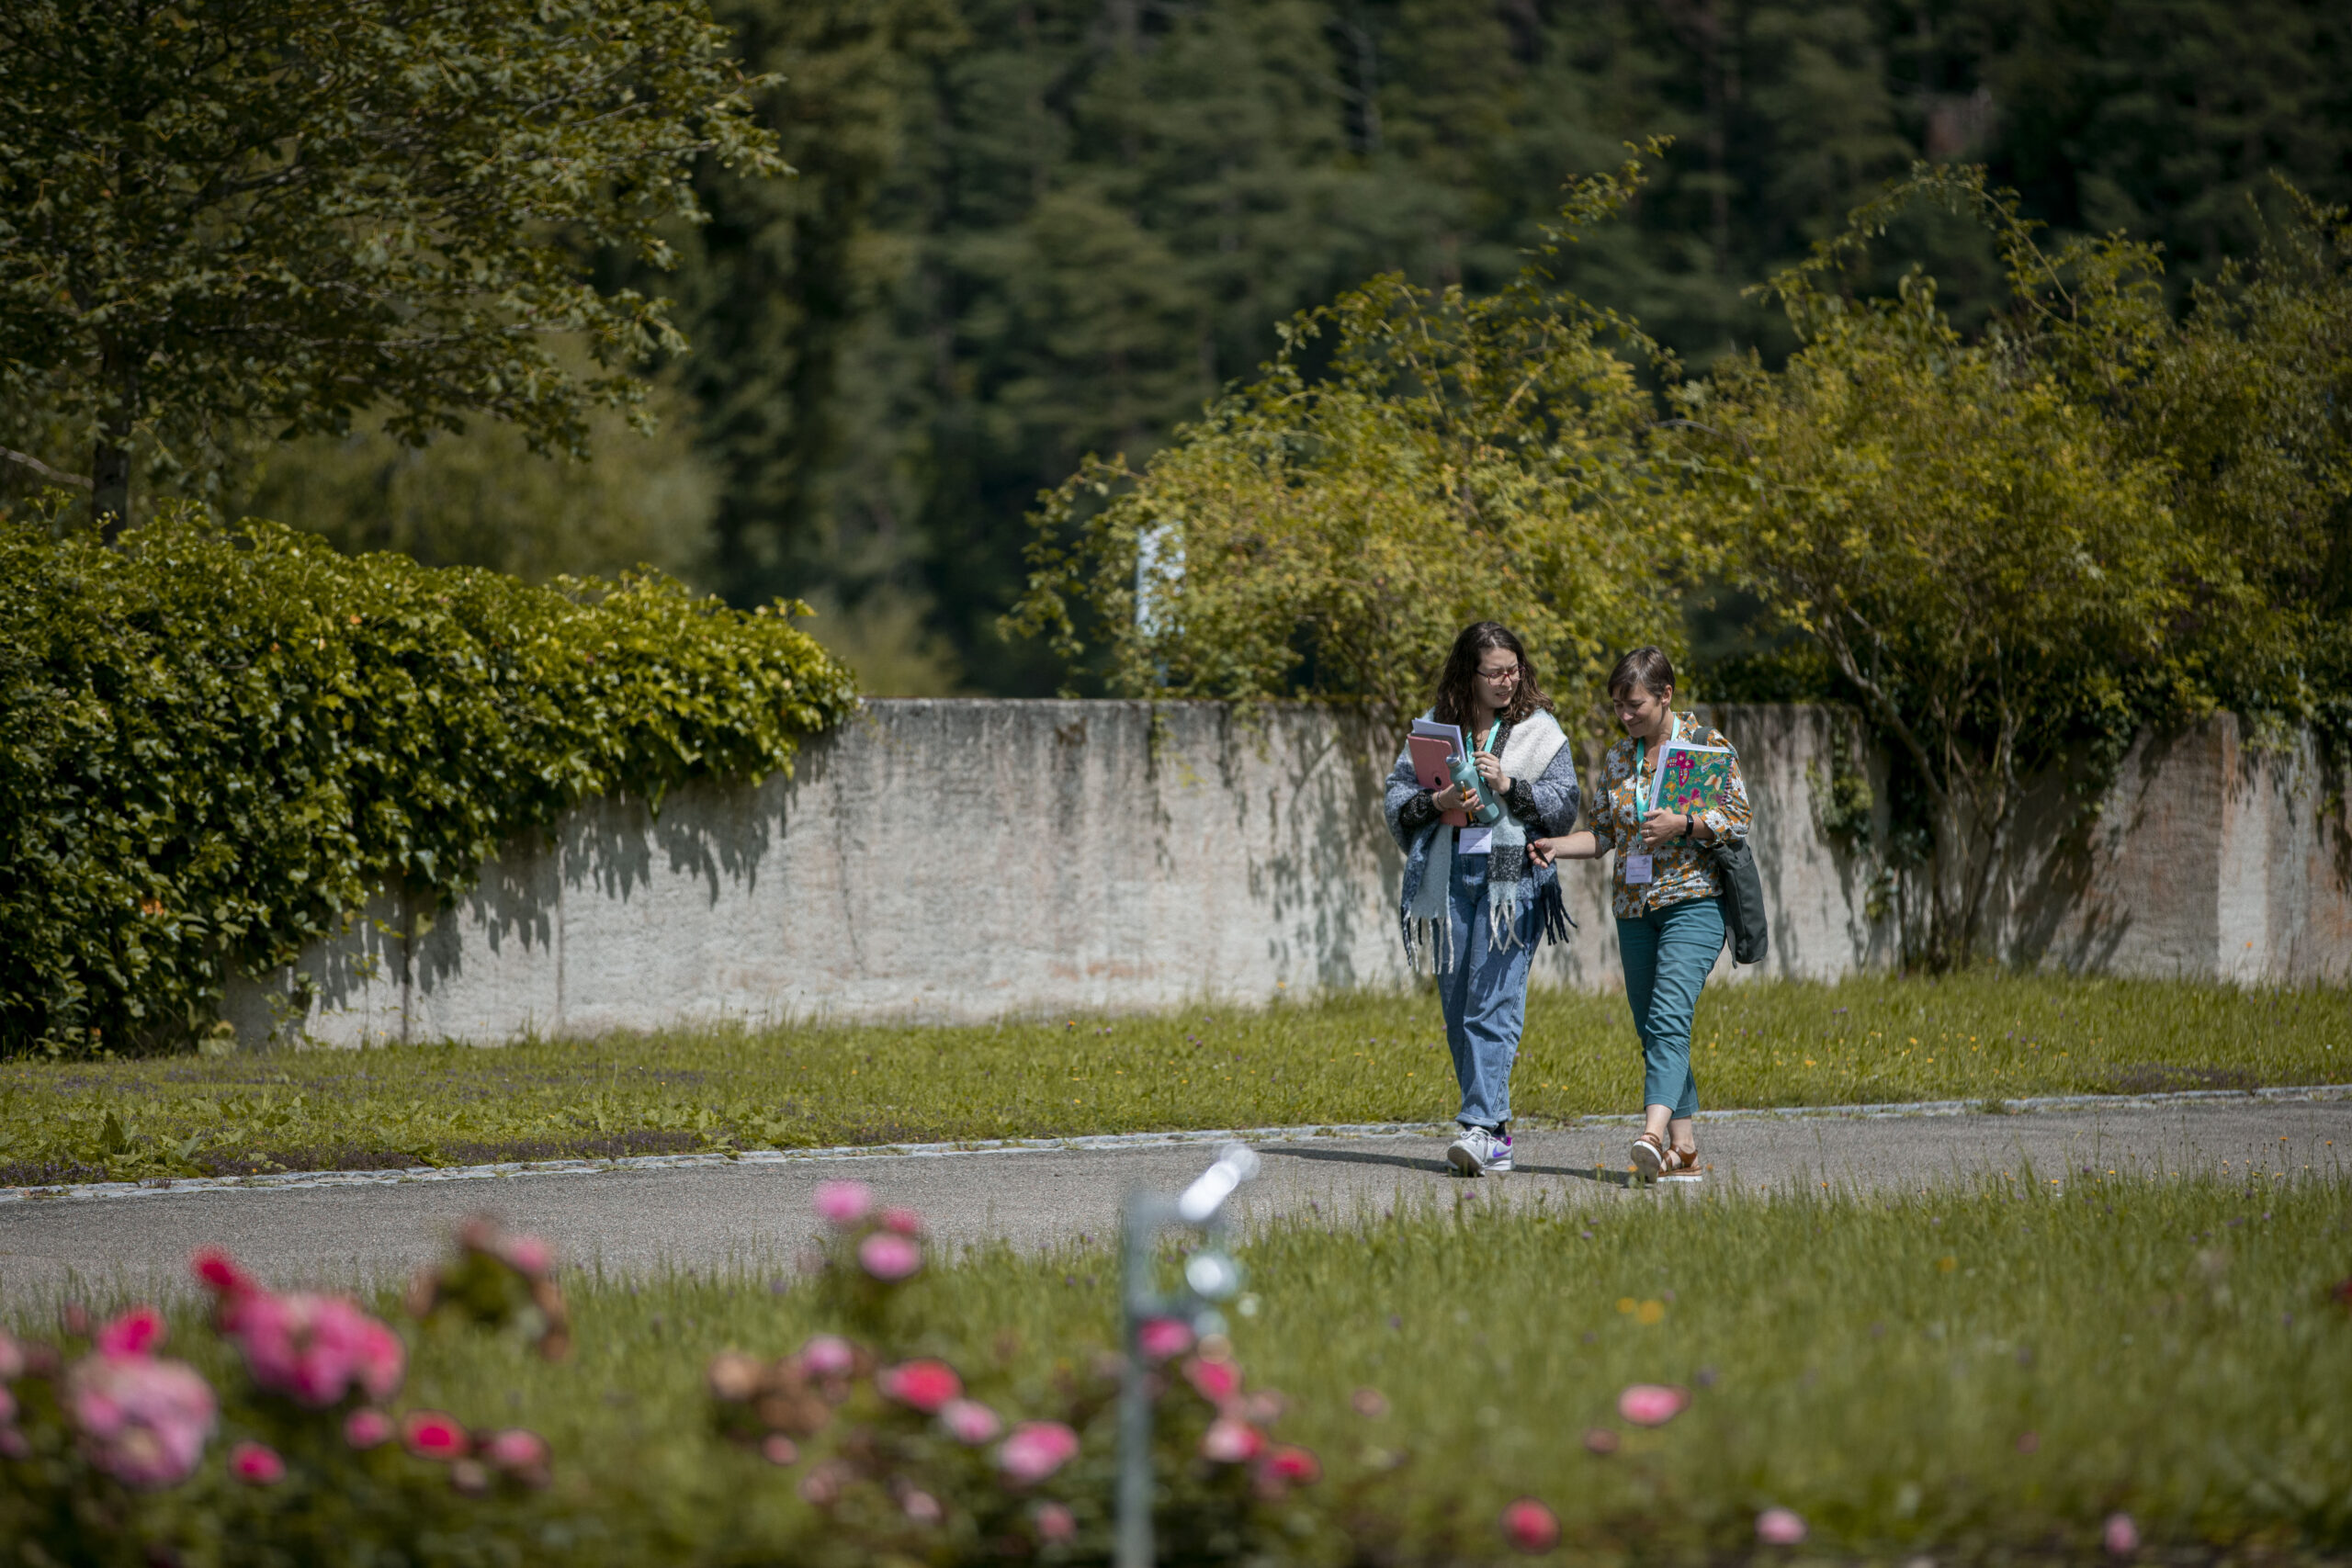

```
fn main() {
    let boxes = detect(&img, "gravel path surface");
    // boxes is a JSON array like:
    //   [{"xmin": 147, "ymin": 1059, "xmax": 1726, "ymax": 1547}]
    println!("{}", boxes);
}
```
[{"xmin": 3, "ymin": 1096, "xmax": 2345, "ymax": 1305}]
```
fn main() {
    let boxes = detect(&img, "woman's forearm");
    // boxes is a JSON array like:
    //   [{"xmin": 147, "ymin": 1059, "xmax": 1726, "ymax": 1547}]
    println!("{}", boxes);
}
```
[{"xmin": 1544, "ymin": 831, "xmax": 1603, "ymax": 861}]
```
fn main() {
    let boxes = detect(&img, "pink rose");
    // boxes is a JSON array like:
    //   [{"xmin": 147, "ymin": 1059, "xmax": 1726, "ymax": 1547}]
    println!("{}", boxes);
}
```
[
  {"xmin": 1500, "ymin": 1498, "xmax": 1560, "ymax": 1553},
  {"xmin": 1199, "ymin": 1416, "xmax": 1263, "ymax": 1464},
  {"xmin": 1260, "ymin": 1445, "xmax": 1320, "ymax": 1484},
  {"xmin": 483, "ymin": 1427, "xmax": 548, "ymax": 1472},
  {"xmin": 2104, "ymin": 1513, "xmax": 2140, "ymax": 1557},
  {"xmin": 998, "ymin": 1421, "xmax": 1080, "ymax": 1485},
  {"xmin": 812, "ymin": 1180, "xmax": 874, "ymax": 1226},
  {"xmin": 230, "ymin": 1439, "xmax": 285, "ymax": 1485},
  {"xmin": 230, "ymin": 1292, "xmax": 405, "ymax": 1407},
  {"xmin": 1035, "ymin": 1501, "xmax": 1078, "ymax": 1542},
  {"xmin": 1182, "ymin": 1356, "xmax": 1240, "ymax": 1405},
  {"xmin": 344, "ymin": 1409, "xmax": 394, "ymax": 1449},
  {"xmin": 1616, "ymin": 1383, "xmax": 1689, "ymax": 1427},
  {"xmin": 1756, "ymin": 1507, "xmax": 1808, "ymax": 1545},
  {"xmin": 760, "ymin": 1434, "xmax": 798, "ymax": 1466},
  {"xmin": 858, "ymin": 1233, "xmax": 923, "ymax": 1281},
  {"xmin": 1136, "ymin": 1318, "xmax": 1193, "ymax": 1362},
  {"xmin": 401, "ymin": 1409, "xmax": 469, "ymax": 1461},
  {"xmin": 501, "ymin": 1235, "xmax": 554, "ymax": 1278},
  {"xmin": 65, "ymin": 1353, "xmax": 217, "ymax": 1490},
  {"xmin": 879, "ymin": 1207, "xmax": 925, "ymax": 1236},
  {"xmin": 900, "ymin": 1487, "xmax": 944, "ymax": 1524},
  {"xmin": 940, "ymin": 1398, "xmax": 1003, "ymax": 1445},
  {"xmin": 190, "ymin": 1247, "xmax": 257, "ymax": 1300},
  {"xmin": 449, "ymin": 1458, "xmax": 491, "ymax": 1495},
  {"xmin": 877, "ymin": 1359, "xmax": 962, "ymax": 1413},
  {"xmin": 95, "ymin": 1305, "xmax": 166, "ymax": 1359},
  {"xmin": 797, "ymin": 1334, "xmax": 856, "ymax": 1379}
]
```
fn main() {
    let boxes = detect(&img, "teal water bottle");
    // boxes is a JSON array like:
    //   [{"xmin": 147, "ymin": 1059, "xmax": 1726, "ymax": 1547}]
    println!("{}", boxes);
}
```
[{"xmin": 1450, "ymin": 728, "xmax": 1505, "ymax": 828}]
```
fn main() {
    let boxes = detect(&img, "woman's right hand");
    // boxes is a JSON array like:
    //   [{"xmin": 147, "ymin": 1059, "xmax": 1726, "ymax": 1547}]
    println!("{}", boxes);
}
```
[{"xmin": 1432, "ymin": 780, "xmax": 1480, "ymax": 814}]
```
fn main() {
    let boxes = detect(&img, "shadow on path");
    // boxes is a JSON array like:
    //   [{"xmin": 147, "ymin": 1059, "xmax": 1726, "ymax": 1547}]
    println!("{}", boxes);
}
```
[{"xmin": 1256, "ymin": 1145, "xmax": 1638, "ymax": 1189}]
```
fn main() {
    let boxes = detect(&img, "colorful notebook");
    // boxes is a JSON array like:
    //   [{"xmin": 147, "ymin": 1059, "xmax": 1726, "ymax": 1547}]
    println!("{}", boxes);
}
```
[
  {"xmin": 1408, "ymin": 735, "xmax": 1470, "ymax": 827},
  {"xmin": 1649, "ymin": 743, "xmax": 1734, "ymax": 820}
]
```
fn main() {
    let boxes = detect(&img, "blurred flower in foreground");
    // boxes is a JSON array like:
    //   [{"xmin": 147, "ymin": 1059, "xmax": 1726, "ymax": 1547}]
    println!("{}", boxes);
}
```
[
  {"xmin": 1617, "ymin": 1384, "xmax": 1689, "ymax": 1427},
  {"xmin": 761, "ymin": 1434, "xmax": 798, "ymax": 1465},
  {"xmin": 1351, "ymin": 1386, "xmax": 1388, "ymax": 1418},
  {"xmin": 1500, "ymin": 1497, "xmax": 1560, "ymax": 1553},
  {"xmin": 814, "ymin": 1181, "xmax": 874, "ymax": 1227},
  {"xmin": 230, "ymin": 1439, "xmax": 286, "ymax": 1484},
  {"xmin": 345, "ymin": 1408, "xmax": 394, "ymax": 1449},
  {"xmin": 1183, "ymin": 1356, "xmax": 1241, "ymax": 1404},
  {"xmin": 401, "ymin": 1409, "xmax": 469, "ymax": 1461},
  {"xmin": 799, "ymin": 1334, "xmax": 857, "ymax": 1379},
  {"xmin": 1136, "ymin": 1317, "xmax": 1193, "ymax": 1362},
  {"xmin": 1200, "ymin": 1416, "xmax": 1263, "ymax": 1464},
  {"xmin": 1582, "ymin": 1427, "xmax": 1620, "ymax": 1454},
  {"xmin": 483, "ymin": 1427, "xmax": 551, "ymax": 1486},
  {"xmin": 404, "ymin": 1220, "xmax": 571, "ymax": 1360},
  {"xmin": 1035, "ymin": 1501, "xmax": 1079, "ymax": 1542},
  {"xmin": 1261, "ymin": 1444, "xmax": 1319, "ymax": 1483},
  {"xmin": 877, "ymin": 1359, "xmax": 961, "ymax": 1413},
  {"xmin": 2105, "ymin": 1513, "xmax": 2140, "ymax": 1556},
  {"xmin": 858, "ymin": 1233, "xmax": 923, "ymax": 1281},
  {"xmin": 998, "ymin": 1421, "xmax": 1080, "ymax": 1484},
  {"xmin": 940, "ymin": 1398, "xmax": 1002, "ymax": 1445},
  {"xmin": 878, "ymin": 1207, "xmax": 924, "ymax": 1236},
  {"xmin": 1757, "ymin": 1506, "xmax": 1808, "ymax": 1545},
  {"xmin": 66, "ymin": 1329, "xmax": 217, "ymax": 1490}
]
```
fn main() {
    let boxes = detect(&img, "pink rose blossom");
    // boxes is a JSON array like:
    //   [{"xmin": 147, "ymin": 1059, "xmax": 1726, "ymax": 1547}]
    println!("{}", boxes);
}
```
[
  {"xmin": 1261, "ymin": 1445, "xmax": 1320, "ymax": 1484},
  {"xmin": 449, "ymin": 1459, "xmax": 491, "ymax": 1495},
  {"xmin": 813, "ymin": 1180, "xmax": 874, "ymax": 1227},
  {"xmin": 1035, "ymin": 1502, "xmax": 1078, "ymax": 1542},
  {"xmin": 345, "ymin": 1409, "xmax": 394, "ymax": 1449},
  {"xmin": 879, "ymin": 1207, "xmax": 925, "ymax": 1236},
  {"xmin": 483, "ymin": 1428, "xmax": 548, "ymax": 1472},
  {"xmin": 797, "ymin": 1334, "xmax": 856, "ymax": 1379},
  {"xmin": 501, "ymin": 1235, "xmax": 554, "ymax": 1278},
  {"xmin": 95, "ymin": 1305, "xmax": 166, "ymax": 1359},
  {"xmin": 1136, "ymin": 1317, "xmax": 1193, "ymax": 1362},
  {"xmin": 230, "ymin": 1440, "xmax": 286, "ymax": 1485},
  {"xmin": 65, "ymin": 1352, "xmax": 217, "ymax": 1490},
  {"xmin": 760, "ymin": 1434, "xmax": 798, "ymax": 1466},
  {"xmin": 1756, "ymin": 1506, "xmax": 1808, "ymax": 1545},
  {"xmin": 940, "ymin": 1398, "xmax": 1003, "ymax": 1445},
  {"xmin": 877, "ymin": 1359, "xmax": 962, "ymax": 1413},
  {"xmin": 998, "ymin": 1421, "xmax": 1081, "ymax": 1484},
  {"xmin": 900, "ymin": 1487, "xmax": 944, "ymax": 1525},
  {"xmin": 1182, "ymin": 1356, "xmax": 1240, "ymax": 1404},
  {"xmin": 858, "ymin": 1233, "xmax": 923, "ymax": 1281},
  {"xmin": 190, "ymin": 1247, "xmax": 257, "ymax": 1300},
  {"xmin": 1500, "ymin": 1498, "xmax": 1561, "ymax": 1553},
  {"xmin": 2104, "ymin": 1513, "xmax": 2141, "ymax": 1556},
  {"xmin": 231, "ymin": 1291, "xmax": 405, "ymax": 1407},
  {"xmin": 1617, "ymin": 1383, "xmax": 1689, "ymax": 1427},
  {"xmin": 401, "ymin": 1410, "xmax": 469, "ymax": 1461},
  {"xmin": 1199, "ymin": 1416, "xmax": 1263, "ymax": 1464}
]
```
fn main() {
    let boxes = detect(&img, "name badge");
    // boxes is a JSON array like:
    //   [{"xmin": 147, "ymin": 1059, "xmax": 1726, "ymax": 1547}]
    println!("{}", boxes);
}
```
[
  {"xmin": 1623, "ymin": 852, "xmax": 1654, "ymax": 885},
  {"xmin": 1458, "ymin": 827, "xmax": 1493, "ymax": 855}
]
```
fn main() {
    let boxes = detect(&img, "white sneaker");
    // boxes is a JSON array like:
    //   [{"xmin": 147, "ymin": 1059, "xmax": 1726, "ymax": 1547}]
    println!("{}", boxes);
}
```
[{"xmin": 1447, "ymin": 1125, "xmax": 1512, "ymax": 1177}]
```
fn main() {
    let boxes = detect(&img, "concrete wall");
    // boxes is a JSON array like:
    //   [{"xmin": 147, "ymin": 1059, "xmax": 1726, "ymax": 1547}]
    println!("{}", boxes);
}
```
[{"xmin": 226, "ymin": 701, "xmax": 2349, "ymax": 1046}]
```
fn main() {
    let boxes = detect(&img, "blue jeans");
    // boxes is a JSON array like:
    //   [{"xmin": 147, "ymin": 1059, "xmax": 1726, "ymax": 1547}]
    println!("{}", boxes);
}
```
[
  {"xmin": 1616, "ymin": 897, "xmax": 1724, "ymax": 1120},
  {"xmin": 1437, "ymin": 852, "xmax": 1537, "ymax": 1129}
]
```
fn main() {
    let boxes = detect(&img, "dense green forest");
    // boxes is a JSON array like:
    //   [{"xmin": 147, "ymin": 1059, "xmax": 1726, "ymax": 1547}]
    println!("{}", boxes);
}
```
[
  {"xmin": 17, "ymin": 0, "xmax": 2346, "ymax": 695},
  {"xmin": 650, "ymin": 0, "xmax": 2347, "ymax": 694}
]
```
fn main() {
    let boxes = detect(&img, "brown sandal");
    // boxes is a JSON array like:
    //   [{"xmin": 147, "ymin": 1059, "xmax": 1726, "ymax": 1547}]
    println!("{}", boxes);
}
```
[
  {"xmin": 1630, "ymin": 1133, "xmax": 1668, "ymax": 1182},
  {"xmin": 1660, "ymin": 1145, "xmax": 1704, "ymax": 1183}
]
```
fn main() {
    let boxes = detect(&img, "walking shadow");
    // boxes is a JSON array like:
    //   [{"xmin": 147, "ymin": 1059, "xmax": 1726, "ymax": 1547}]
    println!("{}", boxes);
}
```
[{"xmin": 1259, "ymin": 1145, "xmax": 1637, "ymax": 1188}]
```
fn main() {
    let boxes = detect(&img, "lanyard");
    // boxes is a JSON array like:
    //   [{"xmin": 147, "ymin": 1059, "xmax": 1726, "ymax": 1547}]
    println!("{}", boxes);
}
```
[{"xmin": 1631, "ymin": 714, "xmax": 1678, "ymax": 817}]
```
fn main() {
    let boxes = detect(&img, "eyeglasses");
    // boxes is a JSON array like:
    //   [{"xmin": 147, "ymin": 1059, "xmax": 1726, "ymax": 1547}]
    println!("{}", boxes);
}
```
[{"xmin": 1476, "ymin": 664, "xmax": 1524, "ymax": 683}]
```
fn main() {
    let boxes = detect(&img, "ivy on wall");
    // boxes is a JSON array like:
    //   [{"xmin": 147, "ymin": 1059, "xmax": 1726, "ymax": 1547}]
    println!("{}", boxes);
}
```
[{"xmin": 0, "ymin": 508, "xmax": 856, "ymax": 1057}]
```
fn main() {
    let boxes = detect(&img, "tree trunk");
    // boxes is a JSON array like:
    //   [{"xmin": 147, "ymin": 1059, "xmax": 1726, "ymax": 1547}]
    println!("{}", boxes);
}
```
[{"xmin": 92, "ymin": 435, "xmax": 131, "ymax": 542}]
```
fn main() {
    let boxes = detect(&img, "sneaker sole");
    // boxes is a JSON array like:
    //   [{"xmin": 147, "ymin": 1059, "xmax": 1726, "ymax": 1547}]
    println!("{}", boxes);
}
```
[{"xmin": 1446, "ymin": 1144, "xmax": 1487, "ymax": 1178}]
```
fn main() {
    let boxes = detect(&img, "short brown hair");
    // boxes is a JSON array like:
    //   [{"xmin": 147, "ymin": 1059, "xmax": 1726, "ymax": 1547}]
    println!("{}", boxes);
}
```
[{"xmin": 1606, "ymin": 646, "xmax": 1676, "ymax": 703}]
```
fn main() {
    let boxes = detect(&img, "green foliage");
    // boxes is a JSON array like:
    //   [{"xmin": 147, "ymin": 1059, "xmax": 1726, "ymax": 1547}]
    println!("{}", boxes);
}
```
[
  {"xmin": 0, "ymin": 511, "xmax": 854, "ymax": 1058},
  {"xmin": 1, "ymin": 976, "xmax": 2341, "ymax": 1183},
  {"xmin": 0, "ymin": 0, "xmax": 786, "ymax": 525},
  {"xmin": 1009, "ymin": 153, "xmax": 1700, "ymax": 730}
]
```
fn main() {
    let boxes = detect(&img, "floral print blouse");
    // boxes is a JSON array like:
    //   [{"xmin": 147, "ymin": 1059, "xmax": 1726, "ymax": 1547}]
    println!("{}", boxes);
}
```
[{"xmin": 1585, "ymin": 712, "xmax": 1752, "ymax": 919}]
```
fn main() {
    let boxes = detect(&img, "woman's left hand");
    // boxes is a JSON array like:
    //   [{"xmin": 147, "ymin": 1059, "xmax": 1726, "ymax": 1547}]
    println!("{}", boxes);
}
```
[
  {"xmin": 1473, "ymin": 750, "xmax": 1510, "ymax": 794},
  {"xmin": 1638, "ymin": 809, "xmax": 1690, "ymax": 849}
]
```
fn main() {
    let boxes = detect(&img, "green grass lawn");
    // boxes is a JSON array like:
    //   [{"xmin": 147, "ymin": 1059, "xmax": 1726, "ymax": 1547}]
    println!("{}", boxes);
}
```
[
  {"xmin": 24, "ymin": 1169, "xmax": 2344, "ymax": 1565},
  {"xmin": 3, "ymin": 974, "xmax": 2345, "ymax": 1186}
]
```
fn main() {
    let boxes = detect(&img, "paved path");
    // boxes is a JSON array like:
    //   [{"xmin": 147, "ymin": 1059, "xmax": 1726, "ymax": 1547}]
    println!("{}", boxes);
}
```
[{"xmin": 3, "ymin": 1097, "xmax": 2346, "ymax": 1306}]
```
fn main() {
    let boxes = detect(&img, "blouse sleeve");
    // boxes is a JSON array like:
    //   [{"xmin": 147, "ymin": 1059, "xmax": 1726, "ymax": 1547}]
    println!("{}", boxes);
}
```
[
  {"xmin": 1587, "ymin": 757, "xmax": 1619, "ymax": 854},
  {"xmin": 1701, "ymin": 732, "xmax": 1753, "ymax": 844}
]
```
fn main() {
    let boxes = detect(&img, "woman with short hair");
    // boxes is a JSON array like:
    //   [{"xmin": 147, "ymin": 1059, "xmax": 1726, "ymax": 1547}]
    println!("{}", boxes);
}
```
[
  {"xmin": 1532, "ymin": 647, "xmax": 1750, "ymax": 1182},
  {"xmin": 1383, "ymin": 621, "xmax": 1581, "ymax": 1177}
]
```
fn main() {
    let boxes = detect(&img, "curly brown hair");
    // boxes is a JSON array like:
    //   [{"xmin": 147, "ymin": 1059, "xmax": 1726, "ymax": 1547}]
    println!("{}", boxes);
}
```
[{"xmin": 1431, "ymin": 622, "xmax": 1554, "ymax": 730}]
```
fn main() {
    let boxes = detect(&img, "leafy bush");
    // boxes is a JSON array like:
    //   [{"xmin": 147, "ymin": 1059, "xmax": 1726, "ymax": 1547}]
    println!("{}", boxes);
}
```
[{"xmin": 0, "ymin": 507, "xmax": 855, "ymax": 1057}]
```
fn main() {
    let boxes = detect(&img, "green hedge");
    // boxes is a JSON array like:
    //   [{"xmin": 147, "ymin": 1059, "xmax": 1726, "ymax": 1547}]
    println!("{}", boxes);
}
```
[{"xmin": 0, "ymin": 508, "xmax": 856, "ymax": 1057}]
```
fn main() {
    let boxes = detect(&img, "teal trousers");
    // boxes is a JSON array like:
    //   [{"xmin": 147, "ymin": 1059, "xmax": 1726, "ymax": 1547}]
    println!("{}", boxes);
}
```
[{"xmin": 1615, "ymin": 896, "xmax": 1724, "ymax": 1120}]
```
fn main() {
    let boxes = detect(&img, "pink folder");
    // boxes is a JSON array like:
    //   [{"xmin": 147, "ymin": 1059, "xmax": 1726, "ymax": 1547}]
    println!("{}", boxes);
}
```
[{"xmin": 1408, "ymin": 736, "xmax": 1471, "ymax": 828}]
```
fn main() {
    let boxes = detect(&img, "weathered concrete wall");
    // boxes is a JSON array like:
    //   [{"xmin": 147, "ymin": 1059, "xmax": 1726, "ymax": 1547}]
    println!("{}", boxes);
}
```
[{"xmin": 225, "ymin": 701, "xmax": 2348, "ymax": 1045}]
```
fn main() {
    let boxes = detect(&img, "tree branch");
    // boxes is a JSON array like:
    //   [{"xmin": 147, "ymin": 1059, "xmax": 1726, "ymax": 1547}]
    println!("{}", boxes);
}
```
[{"xmin": 1, "ymin": 446, "xmax": 93, "ymax": 489}]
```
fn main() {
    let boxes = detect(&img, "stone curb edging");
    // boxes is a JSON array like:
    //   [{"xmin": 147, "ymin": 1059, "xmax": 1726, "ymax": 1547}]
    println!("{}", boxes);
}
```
[{"xmin": 5, "ymin": 1083, "xmax": 2346, "ymax": 1207}]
